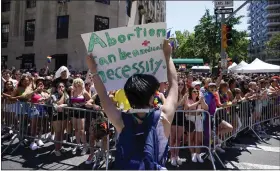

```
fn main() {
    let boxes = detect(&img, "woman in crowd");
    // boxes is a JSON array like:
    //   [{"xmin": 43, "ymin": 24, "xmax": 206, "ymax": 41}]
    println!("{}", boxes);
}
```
[
  {"xmin": 29, "ymin": 78, "xmax": 50, "ymax": 150},
  {"xmin": 52, "ymin": 66, "xmax": 73, "ymax": 94},
  {"xmin": 2, "ymin": 69, "xmax": 18, "ymax": 91},
  {"xmin": 218, "ymin": 82, "xmax": 234, "ymax": 127},
  {"xmin": 70, "ymin": 78, "xmax": 91, "ymax": 155},
  {"xmin": 200, "ymin": 78, "xmax": 212, "ymax": 96},
  {"xmin": 228, "ymin": 78, "xmax": 237, "ymax": 101},
  {"xmin": 170, "ymin": 78, "xmax": 187, "ymax": 166},
  {"xmin": 50, "ymin": 82, "xmax": 69, "ymax": 156},
  {"xmin": 9, "ymin": 74, "xmax": 34, "ymax": 110},
  {"xmin": 52, "ymin": 66, "xmax": 73, "ymax": 141},
  {"xmin": 216, "ymin": 82, "xmax": 234, "ymax": 140},
  {"xmin": 268, "ymin": 78, "xmax": 280, "ymax": 125},
  {"xmin": 86, "ymin": 39, "xmax": 178, "ymax": 170},
  {"xmin": 239, "ymin": 80, "xmax": 250, "ymax": 97},
  {"xmin": 185, "ymin": 87, "xmax": 208, "ymax": 163},
  {"xmin": 2, "ymin": 81, "xmax": 16, "ymax": 127},
  {"xmin": 185, "ymin": 74, "xmax": 193, "ymax": 90},
  {"xmin": 12, "ymin": 69, "xmax": 22, "ymax": 83}
]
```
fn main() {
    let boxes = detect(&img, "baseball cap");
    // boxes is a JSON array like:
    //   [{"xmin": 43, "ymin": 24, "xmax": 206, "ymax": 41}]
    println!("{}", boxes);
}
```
[{"xmin": 208, "ymin": 83, "xmax": 217, "ymax": 87}]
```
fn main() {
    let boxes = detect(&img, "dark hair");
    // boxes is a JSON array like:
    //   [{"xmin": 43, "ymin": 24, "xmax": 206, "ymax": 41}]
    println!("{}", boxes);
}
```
[
  {"xmin": 2, "ymin": 69, "xmax": 11, "ymax": 75},
  {"xmin": 228, "ymin": 78, "xmax": 236, "ymax": 86},
  {"xmin": 35, "ymin": 78, "xmax": 44, "ymax": 86},
  {"xmin": 3, "ymin": 81, "xmax": 14, "ymax": 93},
  {"xmin": 188, "ymin": 87, "xmax": 199, "ymax": 102},
  {"xmin": 124, "ymin": 74, "xmax": 160, "ymax": 109},
  {"xmin": 18, "ymin": 74, "xmax": 29, "ymax": 87}
]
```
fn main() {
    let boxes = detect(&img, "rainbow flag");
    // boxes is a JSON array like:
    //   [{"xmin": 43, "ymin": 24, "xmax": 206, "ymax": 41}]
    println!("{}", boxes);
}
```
[{"xmin": 47, "ymin": 56, "xmax": 52, "ymax": 63}]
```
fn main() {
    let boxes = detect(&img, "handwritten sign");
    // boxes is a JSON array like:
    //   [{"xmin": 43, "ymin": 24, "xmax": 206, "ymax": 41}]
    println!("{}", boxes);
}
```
[{"xmin": 81, "ymin": 23, "xmax": 168, "ymax": 91}]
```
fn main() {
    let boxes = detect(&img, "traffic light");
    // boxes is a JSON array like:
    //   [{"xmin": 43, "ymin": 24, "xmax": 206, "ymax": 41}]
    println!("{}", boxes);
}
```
[{"xmin": 222, "ymin": 24, "xmax": 233, "ymax": 49}]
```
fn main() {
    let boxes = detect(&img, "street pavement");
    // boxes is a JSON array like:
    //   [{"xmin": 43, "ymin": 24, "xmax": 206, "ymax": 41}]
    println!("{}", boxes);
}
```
[{"xmin": 1, "ymin": 125, "xmax": 280, "ymax": 170}]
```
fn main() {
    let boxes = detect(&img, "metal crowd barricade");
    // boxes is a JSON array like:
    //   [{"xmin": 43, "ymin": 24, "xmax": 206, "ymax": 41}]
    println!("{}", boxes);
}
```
[
  {"xmin": 1, "ymin": 100, "xmax": 112, "ymax": 170},
  {"xmin": 2, "ymin": 96, "xmax": 280, "ymax": 170},
  {"xmin": 212, "ymin": 96, "xmax": 280, "ymax": 168},
  {"xmin": 169, "ymin": 109, "xmax": 216, "ymax": 170}
]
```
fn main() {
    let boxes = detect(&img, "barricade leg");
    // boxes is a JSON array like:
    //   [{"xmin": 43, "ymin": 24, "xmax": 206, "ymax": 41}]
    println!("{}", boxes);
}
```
[{"xmin": 1, "ymin": 134, "xmax": 17, "ymax": 155}]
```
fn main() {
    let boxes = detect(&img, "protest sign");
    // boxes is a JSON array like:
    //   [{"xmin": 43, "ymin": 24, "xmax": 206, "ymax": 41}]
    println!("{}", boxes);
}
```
[{"xmin": 81, "ymin": 22, "xmax": 168, "ymax": 91}]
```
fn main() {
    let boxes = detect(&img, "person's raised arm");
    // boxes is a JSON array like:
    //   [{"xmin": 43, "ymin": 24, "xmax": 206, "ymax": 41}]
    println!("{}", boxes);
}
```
[
  {"xmin": 161, "ymin": 40, "xmax": 178, "ymax": 123},
  {"xmin": 159, "ymin": 92, "xmax": 166, "ymax": 105},
  {"xmin": 200, "ymin": 96, "xmax": 209, "ymax": 111},
  {"xmin": 86, "ymin": 54, "xmax": 123, "ymax": 133}
]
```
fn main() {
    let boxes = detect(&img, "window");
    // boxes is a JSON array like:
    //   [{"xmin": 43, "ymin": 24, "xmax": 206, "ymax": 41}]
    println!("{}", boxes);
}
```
[
  {"xmin": 21, "ymin": 54, "xmax": 35, "ymax": 69},
  {"xmin": 26, "ymin": 0, "xmax": 36, "ymax": 8},
  {"xmin": 57, "ymin": 15, "xmax": 69, "ymax": 39},
  {"xmin": 1, "ymin": 23, "xmax": 9, "ymax": 43},
  {"xmin": 2, "ymin": 0, "xmax": 11, "ymax": 12},
  {"xmin": 1, "ymin": 56, "xmax": 8, "ymax": 69},
  {"xmin": 25, "ymin": 20, "xmax": 35, "ymax": 41},
  {"xmin": 94, "ymin": 16, "xmax": 109, "ymax": 32},
  {"xmin": 95, "ymin": 0, "xmax": 110, "ymax": 5}
]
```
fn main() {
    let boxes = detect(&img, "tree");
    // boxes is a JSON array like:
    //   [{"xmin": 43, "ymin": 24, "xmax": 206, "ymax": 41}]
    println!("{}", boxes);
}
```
[
  {"xmin": 266, "ymin": 33, "xmax": 280, "ymax": 58},
  {"xmin": 173, "ymin": 9, "xmax": 249, "ymax": 66}
]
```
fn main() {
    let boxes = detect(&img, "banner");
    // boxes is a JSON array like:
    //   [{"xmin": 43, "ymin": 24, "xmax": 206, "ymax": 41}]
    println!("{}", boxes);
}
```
[{"xmin": 81, "ymin": 23, "xmax": 168, "ymax": 91}]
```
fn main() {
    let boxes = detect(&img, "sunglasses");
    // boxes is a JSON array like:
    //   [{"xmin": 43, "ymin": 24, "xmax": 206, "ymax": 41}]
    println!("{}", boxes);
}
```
[
  {"xmin": 58, "ymin": 86, "xmax": 65, "ymax": 88},
  {"xmin": 178, "ymin": 83, "xmax": 184, "ymax": 86},
  {"xmin": 192, "ymin": 90, "xmax": 199, "ymax": 93}
]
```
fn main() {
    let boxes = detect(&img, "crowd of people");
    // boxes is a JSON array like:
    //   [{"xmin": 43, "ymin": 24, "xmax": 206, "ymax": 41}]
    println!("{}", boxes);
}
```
[{"xmin": 2, "ymin": 41, "xmax": 280, "ymax": 169}]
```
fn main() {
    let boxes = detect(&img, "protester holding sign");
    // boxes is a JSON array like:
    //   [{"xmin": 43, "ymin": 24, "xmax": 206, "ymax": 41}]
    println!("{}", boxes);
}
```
[{"xmin": 86, "ymin": 38, "xmax": 178, "ymax": 170}]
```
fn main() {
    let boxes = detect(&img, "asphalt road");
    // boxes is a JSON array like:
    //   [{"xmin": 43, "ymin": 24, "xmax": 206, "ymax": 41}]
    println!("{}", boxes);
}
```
[{"xmin": 1, "ymin": 125, "xmax": 280, "ymax": 170}]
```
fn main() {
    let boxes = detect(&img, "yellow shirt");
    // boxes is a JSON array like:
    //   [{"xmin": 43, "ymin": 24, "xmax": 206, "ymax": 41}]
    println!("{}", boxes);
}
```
[{"xmin": 114, "ymin": 89, "xmax": 131, "ymax": 110}]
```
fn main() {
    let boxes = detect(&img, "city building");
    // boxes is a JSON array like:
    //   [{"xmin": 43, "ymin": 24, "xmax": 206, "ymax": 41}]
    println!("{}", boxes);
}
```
[
  {"xmin": 1, "ymin": 0, "xmax": 166, "ymax": 71},
  {"xmin": 128, "ymin": 0, "xmax": 166, "ymax": 26},
  {"xmin": 247, "ymin": 0, "xmax": 280, "ymax": 65}
]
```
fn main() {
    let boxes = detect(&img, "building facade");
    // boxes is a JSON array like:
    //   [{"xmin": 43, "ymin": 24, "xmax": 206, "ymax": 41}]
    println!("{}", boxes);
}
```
[
  {"xmin": 1, "ymin": 0, "xmax": 129, "ymax": 71},
  {"xmin": 1, "ymin": 0, "xmax": 166, "ymax": 71},
  {"xmin": 128, "ymin": 0, "xmax": 166, "ymax": 26},
  {"xmin": 247, "ymin": 0, "xmax": 280, "ymax": 64}
]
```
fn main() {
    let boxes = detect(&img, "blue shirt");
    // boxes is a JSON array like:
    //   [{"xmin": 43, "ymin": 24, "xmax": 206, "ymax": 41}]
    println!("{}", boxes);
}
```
[{"xmin": 204, "ymin": 91, "xmax": 216, "ymax": 116}]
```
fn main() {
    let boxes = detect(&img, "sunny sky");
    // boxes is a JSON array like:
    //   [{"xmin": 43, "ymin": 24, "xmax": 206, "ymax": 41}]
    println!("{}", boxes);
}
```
[{"xmin": 166, "ymin": 1, "xmax": 249, "ymax": 35}]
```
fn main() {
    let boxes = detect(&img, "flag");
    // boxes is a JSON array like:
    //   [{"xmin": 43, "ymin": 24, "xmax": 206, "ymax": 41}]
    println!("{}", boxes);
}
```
[
  {"xmin": 47, "ymin": 56, "xmax": 52, "ymax": 63},
  {"xmin": 170, "ymin": 41, "xmax": 174, "ymax": 48},
  {"xmin": 167, "ymin": 30, "xmax": 171, "ymax": 39}
]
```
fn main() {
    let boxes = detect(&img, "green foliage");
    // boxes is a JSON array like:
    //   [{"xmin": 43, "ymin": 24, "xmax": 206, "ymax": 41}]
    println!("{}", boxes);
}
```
[
  {"xmin": 266, "ymin": 33, "xmax": 280, "ymax": 58},
  {"xmin": 173, "ymin": 9, "xmax": 249, "ymax": 66}
]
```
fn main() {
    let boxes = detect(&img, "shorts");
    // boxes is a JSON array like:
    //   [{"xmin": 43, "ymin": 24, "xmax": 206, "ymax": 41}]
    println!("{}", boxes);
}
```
[
  {"xmin": 172, "ymin": 112, "xmax": 185, "ymax": 126},
  {"xmin": 184, "ymin": 119, "xmax": 195, "ymax": 133},
  {"xmin": 185, "ymin": 115, "xmax": 203, "ymax": 132}
]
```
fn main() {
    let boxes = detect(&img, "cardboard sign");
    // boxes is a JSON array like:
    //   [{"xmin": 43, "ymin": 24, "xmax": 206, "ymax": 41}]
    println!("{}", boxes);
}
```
[{"xmin": 81, "ymin": 23, "xmax": 168, "ymax": 91}]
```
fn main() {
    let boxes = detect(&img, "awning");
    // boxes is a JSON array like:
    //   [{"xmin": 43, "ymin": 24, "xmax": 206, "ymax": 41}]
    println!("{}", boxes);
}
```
[{"xmin": 172, "ymin": 58, "xmax": 204, "ymax": 64}]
